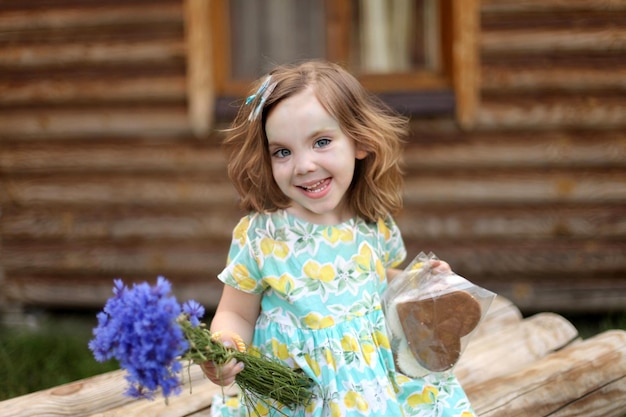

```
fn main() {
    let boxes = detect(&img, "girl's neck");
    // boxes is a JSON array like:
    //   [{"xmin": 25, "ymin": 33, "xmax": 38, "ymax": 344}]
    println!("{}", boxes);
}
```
[{"xmin": 284, "ymin": 205, "xmax": 355, "ymax": 226}]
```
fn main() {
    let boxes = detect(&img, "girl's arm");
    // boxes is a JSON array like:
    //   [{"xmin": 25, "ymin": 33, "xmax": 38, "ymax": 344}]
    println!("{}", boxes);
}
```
[{"xmin": 202, "ymin": 285, "xmax": 262, "ymax": 386}]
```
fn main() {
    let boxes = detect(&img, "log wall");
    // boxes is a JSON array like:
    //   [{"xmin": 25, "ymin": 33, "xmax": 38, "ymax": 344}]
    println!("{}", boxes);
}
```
[{"xmin": 1, "ymin": 0, "xmax": 625, "ymax": 315}]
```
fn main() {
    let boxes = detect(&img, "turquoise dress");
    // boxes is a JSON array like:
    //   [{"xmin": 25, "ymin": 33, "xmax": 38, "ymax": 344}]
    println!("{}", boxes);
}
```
[{"xmin": 211, "ymin": 210, "xmax": 475, "ymax": 417}]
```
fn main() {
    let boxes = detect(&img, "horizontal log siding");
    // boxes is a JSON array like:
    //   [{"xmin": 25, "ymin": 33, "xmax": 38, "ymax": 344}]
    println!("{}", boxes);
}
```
[{"xmin": 1, "ymin": 0, "xmax": 625, "ymax": 313}]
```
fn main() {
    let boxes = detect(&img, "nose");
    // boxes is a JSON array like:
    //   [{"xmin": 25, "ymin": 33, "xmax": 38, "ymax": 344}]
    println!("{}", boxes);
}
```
[{"xmin": 293, "ymin": 151, "xmax": 317, "ymax": 175}]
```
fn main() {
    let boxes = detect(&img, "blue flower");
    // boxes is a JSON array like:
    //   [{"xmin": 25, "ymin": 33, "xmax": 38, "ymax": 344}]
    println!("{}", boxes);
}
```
[
  {"xmin": 89, "ymin": 277, "xmax": 189, "ymax": 399},
  {"xmin": 182, "ymin": 300, "xmax": 205, "ymax": 327}
]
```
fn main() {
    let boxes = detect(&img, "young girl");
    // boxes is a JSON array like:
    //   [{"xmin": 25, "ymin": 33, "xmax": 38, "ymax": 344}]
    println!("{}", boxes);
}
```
[{"xmin": 204, "ymin": 61, "xmax": 476, "ymax": 417}]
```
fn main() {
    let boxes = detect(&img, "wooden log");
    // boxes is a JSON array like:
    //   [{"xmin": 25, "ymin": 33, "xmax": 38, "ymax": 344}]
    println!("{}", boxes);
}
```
[
  {"xmin": 0, "ymin": 40, "xmax": 186, "ymax": 69},
  {"xmin": 2, "ymin": 176, "xmax": 236, "ymax": 206},
  {"xmin": 402, "ymin": 131, "xmax": 626, "ymax": 169},
  {"xmin": 467, "ymin": 330, "xmax": 626, "ymax": 417},
  {"xmin": 2, "ymin": 241, "xmax": 230, "ymax": 276},
  {"xmin": 455, "ymin": 312, "xmax": 578, "ymax": 388},
  {"xmin": 469, "ymin": 296, "xmax": 522, "ymax": 340},
  {"xmin": 0, "ymin": 364, "xmax": 232, "ymax": 417},
  {"xmin": 481, "ymin": 65, "xmax": 626, "ymax": 92},
  {"xmin": 397, "ymin": 205, "xmax": 626, "ymax": 241},
  {"xmin": 403, "ymin": 171, "xmax": 626, "ymax": 204},
  {"xmin": 4, "ymin": 274, "xmax": 225, "ymax": 310},
  {"xmin": 0, "ymin": 142, "xmax": 227, "ymax": 173},
  {"xmin": 0, "ymin": 107, "xmax": 190, "ymax": 139},
  {"xmin": 1, "ymin": 207, "xmax": 239, "ymax": 241},
  {"xmin": 0, "ymin": 76, "xmax": 186, "ymax": 106},
  {"xmin": 482, "ymin": 0, "xmax": 626, "ymax": 13},
  {"xmin": 0, "ymin": 3, "xmax": 182, "ymax": 32},
  {"xmin": 482, "ymin": 28, "xmax": 626, "ymax": 54},
  {"xmin": 476, "ymin": 95, "xmax": 626, "ymax": 130}
]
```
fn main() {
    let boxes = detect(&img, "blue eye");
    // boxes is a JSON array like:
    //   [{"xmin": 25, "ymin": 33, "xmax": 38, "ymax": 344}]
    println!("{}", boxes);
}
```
[
  {"xmin": 273, "ymin": 148, "xmax": 291, "ymax": 158},
  {"xmin": 314, "ymin": 138, "xmax": 331, "ymax": 148}
]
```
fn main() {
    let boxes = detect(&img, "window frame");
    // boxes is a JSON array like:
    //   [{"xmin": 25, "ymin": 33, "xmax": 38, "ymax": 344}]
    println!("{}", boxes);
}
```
[{"xmin": 184, "ymin": 0, "xmax": 479, "ymax": 136}]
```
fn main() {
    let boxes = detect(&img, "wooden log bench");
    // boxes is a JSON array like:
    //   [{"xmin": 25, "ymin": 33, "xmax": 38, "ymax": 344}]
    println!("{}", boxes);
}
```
[{"xmin": 1, "ymin": 297, "xmax": 625, "ymax": 417}]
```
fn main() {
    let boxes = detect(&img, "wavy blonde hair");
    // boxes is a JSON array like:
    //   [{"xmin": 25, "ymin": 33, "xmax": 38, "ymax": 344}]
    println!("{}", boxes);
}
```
[{"xmin": 223, "ymin": 60, "xmax": 407, "ymax": 223}]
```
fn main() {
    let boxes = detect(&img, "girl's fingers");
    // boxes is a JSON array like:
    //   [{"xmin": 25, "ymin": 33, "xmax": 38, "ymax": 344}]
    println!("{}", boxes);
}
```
[{"xmin": 201, "ymin": 358, "xmax": 244, "ymax": 386}]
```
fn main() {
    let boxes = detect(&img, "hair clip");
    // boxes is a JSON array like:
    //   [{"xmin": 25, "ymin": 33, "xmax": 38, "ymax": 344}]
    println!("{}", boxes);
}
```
[{"xmin": 247, "ymin": 75, "xmax": 277, "ymax": 121}]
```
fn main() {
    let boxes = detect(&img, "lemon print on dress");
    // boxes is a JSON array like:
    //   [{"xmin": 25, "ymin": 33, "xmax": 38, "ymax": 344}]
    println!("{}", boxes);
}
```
[
  {"xmin": 329, "ymin": 400, "xmax": 342, "ymax": 417},
  {"xmin": 252, "ymin": 400, "xmax": 270, "ymax": 416},
  {"xmin": 303, "ymin": 311, "xmax": 335, "ymax": 329},
  {"xmin": 232, "ymin": 264, "xmax": 256, "ymax": 292},
  {"xmin": 303, "ymin": 260, "xmax": 335, "ymax": 282},
  {"xmin": 233, "ymin": 216, "xmax": 249, "ymax": 246},
  {"xmin": 372, "ymin": 330, "xmax": 391, "ymax": 349},
  {"xmin": 353, "ymin": 244, "xmax": 374, "ymax": 272},
  {"xmin": 260, "ymin": 237, "xmax": 289, "ymax": 259},
  {"xmin": 344, "ymin": 391, "xmax": 369, "ymax": 412},
  {"xmin": 407, "ymin": 386, "xmax": 438, "ymax": 407},
  {"xmin": 341, "ymin": 334, "xmax": 359, "ymax": 352},
  {"xmin": 362, "ymin": 341, "xmax": 376, "ymax": 365},
  {"xmin": 377, "ymin": 218, "xmax": 391, "ymax": 240},
  {"xmin": 323, "ymin": 347, "xmax": 337, "ymax": 371},
  {"xmin": 304, "ymin": 353, "xmax": 321, "ymax": 377},
  {"xmin": 270, "ymin": 338, "xmax": 291, "ymax": 361},
  {"xmin": 323, "ymin": 226, "xmax": 353, "ymax": 244},
  {"xmin": 265, "ymin": 274, "xmax": 294, "ymax": 294}
]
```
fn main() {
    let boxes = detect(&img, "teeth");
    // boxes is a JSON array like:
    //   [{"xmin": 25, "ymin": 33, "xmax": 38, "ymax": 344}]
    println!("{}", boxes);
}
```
[
  {"xmin": 302, "ymin": 180, "xmax": 324, "ymax": 190},
  {"xmin": 301, "ymin": 180, "xmax": 327, "ymax": 193}
]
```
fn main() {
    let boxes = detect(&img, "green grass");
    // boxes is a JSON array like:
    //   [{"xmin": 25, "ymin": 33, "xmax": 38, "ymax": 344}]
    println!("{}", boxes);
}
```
[{"xmin": 0, "ymin": 311, "xmax": 119, "ymax": 401}]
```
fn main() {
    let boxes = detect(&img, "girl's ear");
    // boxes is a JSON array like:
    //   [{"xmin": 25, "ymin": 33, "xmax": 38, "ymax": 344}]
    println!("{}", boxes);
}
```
[{"xmin": 355, "ymin": 147, "xmax": 368, "ymax": 160}]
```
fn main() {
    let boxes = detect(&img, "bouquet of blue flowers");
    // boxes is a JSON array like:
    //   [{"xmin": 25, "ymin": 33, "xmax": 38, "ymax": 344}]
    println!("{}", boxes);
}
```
[{"xmin": 89, "ymin": 277, "xmax": 314, "ymax": 409}]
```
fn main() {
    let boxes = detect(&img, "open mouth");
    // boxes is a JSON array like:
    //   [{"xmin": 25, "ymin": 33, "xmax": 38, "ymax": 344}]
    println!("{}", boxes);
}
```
[{"xmin": 299, "ymin": 178, "xmax": 330, "ymax": 193}]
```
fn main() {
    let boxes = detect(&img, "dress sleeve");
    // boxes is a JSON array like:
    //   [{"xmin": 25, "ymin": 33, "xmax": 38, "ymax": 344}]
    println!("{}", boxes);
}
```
[
  {"xmin": 217, "ymin": 215, "xmax": 266, "ymax": 294},
  {"xmin": 378, "ymin": 215, "xmax": 407, "ymax": 269}
]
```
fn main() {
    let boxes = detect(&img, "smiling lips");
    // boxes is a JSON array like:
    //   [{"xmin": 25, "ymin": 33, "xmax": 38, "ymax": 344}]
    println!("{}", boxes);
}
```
[{"xmin": 299, "ymin": 178, "xmax": 331, "ymax": 194}]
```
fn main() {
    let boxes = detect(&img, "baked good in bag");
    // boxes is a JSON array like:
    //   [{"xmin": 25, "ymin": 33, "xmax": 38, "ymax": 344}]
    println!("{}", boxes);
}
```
[{"xmin": 395, "ymin": 290, "xmax": 481, "ymax": 372}]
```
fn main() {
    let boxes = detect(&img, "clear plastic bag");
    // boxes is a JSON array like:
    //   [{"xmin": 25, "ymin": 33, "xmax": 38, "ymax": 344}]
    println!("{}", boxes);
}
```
[{"xmin": 383, "ymin": 252, "xmax": 496, "ymax": 377}]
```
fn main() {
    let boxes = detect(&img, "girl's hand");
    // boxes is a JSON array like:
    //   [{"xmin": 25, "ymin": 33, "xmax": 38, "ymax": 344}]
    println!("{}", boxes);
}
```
[
  {"xmin": 201, "ymin": 332, "xmax": 246, "ymax": 386},
  {"xmin": 431, "ymin": 259, "xmax": 452, "ymax": 274}
]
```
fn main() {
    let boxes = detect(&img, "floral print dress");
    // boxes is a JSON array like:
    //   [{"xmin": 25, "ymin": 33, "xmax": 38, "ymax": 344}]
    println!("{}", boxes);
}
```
[{"xmin": 210, "ymin": 210, "xmax": 475, "ymax": 417}]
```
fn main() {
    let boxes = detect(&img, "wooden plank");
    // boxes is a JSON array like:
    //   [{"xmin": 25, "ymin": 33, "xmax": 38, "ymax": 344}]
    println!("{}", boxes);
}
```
[
  {"xmin": 0, "ymin": 3, "xmax": 182, "ymax": 32},
  {"xmin": 0, "ymin": 39, "xmax": 185, "ymax": 69},
  {"xmin": 403, "ymin": 131, "xmax": 626, "ymax": 169},
  {"xmin": 467, "ymin": 330, "xmax": 626, "ymax": 417},
  {"xmin": 2, "ymin": 175, "xmax": 235, "ymax": 206},
  {"xmin": 0, "ymin": 142, "xmax": 227, "ymax": 173},
  {"xmin": 476, "ymin": 95, "xmax": 626, "ymax": 130},
  {"xmin": 482, "ymin": 0, "xmax": 626, "ymax": 13},
  {"xmin": 0, "ymin": 106, "xmax": 190, "ymax": 139},
  {"xmin": 1, "ymin": 207, "xmax": 239, "ymax": 241},
  {"xmin": 469, "ymin": 295, "xmax": 522, "ymax": 340},
  {"xmin": 455, "ymin": 312, "xmax": 578, "ymax": 388},
  {"xmin": 403, "ymin": 171, "xmax": 626, "ymax": 204},
  {"xmin": 2, "ymin": 240, "xmax": 230, "ymax": 276},
  {"xmin": 4, "ymin": 274, "xmax": 225, "ymax": 311},
  {"xmin": 482, "ymin": 28, "xmax": 626, "ymax": 54},
  {"xmin": 481, "ymin": 65, "xmax": 626, "ymax": 92},
  {"xmin": 451, "ymin": 0, "xmax": 480, "ymax": 129},
  {"xmin": 183, "ymin": 0, "xmax": 214, "ymax": 138},
  {"xmin": 397, "ymin": 205, "xmax": 626, "ymax": 240},
  {"xmin": 0, "ymin": 75, "xmax": 186, "ymax": 106},
  {"xmin": 0, "ymin": 364, "xmax": 231, "ymax": 417}
]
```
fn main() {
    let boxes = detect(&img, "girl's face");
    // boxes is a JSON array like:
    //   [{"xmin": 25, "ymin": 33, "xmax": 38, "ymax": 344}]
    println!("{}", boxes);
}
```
[{"xmin": 265, "ymin": 87, "xmax": 367, "ymax": 225}]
